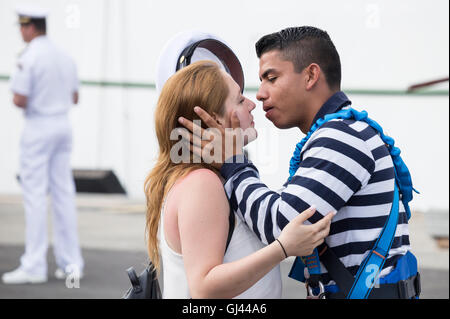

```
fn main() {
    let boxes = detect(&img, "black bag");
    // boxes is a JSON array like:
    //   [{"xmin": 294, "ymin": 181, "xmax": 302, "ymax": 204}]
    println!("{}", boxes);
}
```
[{"xmin": 122, "ymin": 261, "xmax": 162, "ymax": 299}]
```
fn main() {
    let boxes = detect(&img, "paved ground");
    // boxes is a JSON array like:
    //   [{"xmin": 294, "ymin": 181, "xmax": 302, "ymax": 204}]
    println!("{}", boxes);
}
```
[{"xmin": 0, "ymin": 194, "xmax": 448, "ymax": 299}]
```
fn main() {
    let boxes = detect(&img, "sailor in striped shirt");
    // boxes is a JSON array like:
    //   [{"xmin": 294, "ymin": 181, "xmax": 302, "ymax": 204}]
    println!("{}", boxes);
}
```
[{"xmin": 180, "ymin": 26, "xmax": 414, "ymax": 293}]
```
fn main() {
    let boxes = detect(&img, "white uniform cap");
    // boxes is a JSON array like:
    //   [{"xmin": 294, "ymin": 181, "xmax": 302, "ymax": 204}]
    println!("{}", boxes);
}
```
[
  {"xmin": 156, "ymin": 29, "xmax": 244, "ymax": 93},
  {"xmin": 16, "ymin": 4, "xmax": 49, "ymax": 23}
]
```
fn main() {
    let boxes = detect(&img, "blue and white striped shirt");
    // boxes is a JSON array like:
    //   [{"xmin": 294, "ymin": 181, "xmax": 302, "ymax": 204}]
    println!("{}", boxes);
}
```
[{"xmin": 220, "ymin": 92, "xmax": 411, "ymax": 285}]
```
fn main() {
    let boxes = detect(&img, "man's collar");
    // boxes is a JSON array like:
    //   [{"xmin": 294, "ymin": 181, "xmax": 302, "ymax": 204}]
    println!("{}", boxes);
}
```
[
  {"xmin": 28, "ymin": 34, "xmax": 46, "ymax": 44},
  {"xmin": 311, "ymin": 91, "xmax": 352, "ymax": 126}
]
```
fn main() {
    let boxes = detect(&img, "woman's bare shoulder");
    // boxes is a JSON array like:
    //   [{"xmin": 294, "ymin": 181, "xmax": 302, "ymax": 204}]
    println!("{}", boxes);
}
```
[
  {"xmin": 179, "ymin": 168, "xmax": 223, "ymax": 189},
  {"xmin": 173, "ymin": 168, "xmax": 228, "ymax": 211}
]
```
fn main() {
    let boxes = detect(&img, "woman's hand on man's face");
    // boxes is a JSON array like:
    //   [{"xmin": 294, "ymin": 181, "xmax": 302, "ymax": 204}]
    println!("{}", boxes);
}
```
[{"xmin": 177, "ymin": 106, "xmax": 244, "ymax": 169}]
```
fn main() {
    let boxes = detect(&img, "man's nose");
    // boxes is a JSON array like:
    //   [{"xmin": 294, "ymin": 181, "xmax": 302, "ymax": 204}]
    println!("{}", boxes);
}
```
[{"xmin": 256, "ymin": 85, "xmax": 267, "ymax": 102}]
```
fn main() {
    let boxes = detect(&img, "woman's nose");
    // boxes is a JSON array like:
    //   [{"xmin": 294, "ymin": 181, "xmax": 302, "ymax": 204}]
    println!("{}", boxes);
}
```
[{"xmin": 248, "ymin": 100, "xmax": 256, "ymax": 112}]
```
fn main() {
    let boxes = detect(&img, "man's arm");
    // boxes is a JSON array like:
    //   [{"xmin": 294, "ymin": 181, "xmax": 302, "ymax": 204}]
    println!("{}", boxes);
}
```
[
  {"xmin": 221, "ymin": 121, "xmax": 376, "ymax": 245},
  {"xmin": 10, "ymin": 56, "xmax": 32, "ymax": 107}
]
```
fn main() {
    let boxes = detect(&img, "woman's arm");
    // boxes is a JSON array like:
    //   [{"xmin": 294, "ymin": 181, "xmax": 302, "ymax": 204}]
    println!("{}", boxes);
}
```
[{"xmin": 177, "ymin": 168, "xmax": 332, "ymax": 299}]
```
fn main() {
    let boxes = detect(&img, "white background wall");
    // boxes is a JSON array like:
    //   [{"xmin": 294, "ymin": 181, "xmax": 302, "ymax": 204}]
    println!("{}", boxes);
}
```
[{"xmin": 0, "ymin": 0, "xmax": 448, "ymax": 213}]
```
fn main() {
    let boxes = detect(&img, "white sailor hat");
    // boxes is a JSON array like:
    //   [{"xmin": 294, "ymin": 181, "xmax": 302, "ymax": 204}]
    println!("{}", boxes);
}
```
[
  {"xmin": 156, "ymin": 30, "xmax": 244, "ymax": 93},
  {"xmin": 16, "ymin": 4, "xmax": 48, "ymax": 24}
]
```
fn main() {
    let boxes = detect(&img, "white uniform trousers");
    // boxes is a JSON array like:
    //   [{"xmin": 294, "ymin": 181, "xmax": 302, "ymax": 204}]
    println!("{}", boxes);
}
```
[{"xmin": 19, "ymin": 114, "xmax": 84, "ymax": 276}]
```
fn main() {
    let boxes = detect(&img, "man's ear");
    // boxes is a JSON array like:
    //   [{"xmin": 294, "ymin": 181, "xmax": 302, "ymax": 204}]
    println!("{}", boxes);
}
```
[{"xmin": 304, "ymin": 63, "xmax": 321, "ymax": 90}]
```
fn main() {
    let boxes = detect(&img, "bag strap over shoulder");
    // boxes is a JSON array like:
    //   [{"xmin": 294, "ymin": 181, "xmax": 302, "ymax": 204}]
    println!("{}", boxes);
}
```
[{"xmin": 225, "ymin": 206, "xmax": 235, "ymax": 252}]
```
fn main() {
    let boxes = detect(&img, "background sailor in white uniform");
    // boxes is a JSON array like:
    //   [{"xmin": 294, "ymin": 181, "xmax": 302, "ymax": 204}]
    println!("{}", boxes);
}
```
[{"xmin": 2, "ymin": 6, "xmax": 84, "ymax": 284}]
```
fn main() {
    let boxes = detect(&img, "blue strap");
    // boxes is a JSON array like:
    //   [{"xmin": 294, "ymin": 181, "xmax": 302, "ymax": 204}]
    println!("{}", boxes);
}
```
[
  {"xmin": 301, "ymin": 248, "xmax": 321, "ymax": 276},
  {"xmin": 289, "ymin": 256, "xmax": 306, "ymax": 282},
  {"xmin": 347, "ymin": 184, "xmax": 400, "ymax": 299},
  {"xmin": 287, "ymin": 107, "xmax": 418, "ymax": 294}
]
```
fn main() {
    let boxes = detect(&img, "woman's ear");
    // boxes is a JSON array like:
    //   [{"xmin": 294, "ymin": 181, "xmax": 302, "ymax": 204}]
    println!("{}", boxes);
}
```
[{"xmin": 212, "ymin": 112, "xmax": 224, "ymax": 125}]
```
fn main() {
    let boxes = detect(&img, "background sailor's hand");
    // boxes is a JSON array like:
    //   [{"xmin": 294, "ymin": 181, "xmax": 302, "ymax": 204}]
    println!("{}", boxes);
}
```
[
  {"xmin": 178, "ymin": 106, "xmax": 244, "ymax": 170},
  {"xmin": 277, "ymin": 206, "xmax": 335, "ymax": 257}
]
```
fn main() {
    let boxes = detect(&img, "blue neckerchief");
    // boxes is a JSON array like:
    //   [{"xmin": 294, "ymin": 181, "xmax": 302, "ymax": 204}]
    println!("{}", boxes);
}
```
[{"xmin": 288, "ymin": 106, "xmax": 419, "ymax": 281}]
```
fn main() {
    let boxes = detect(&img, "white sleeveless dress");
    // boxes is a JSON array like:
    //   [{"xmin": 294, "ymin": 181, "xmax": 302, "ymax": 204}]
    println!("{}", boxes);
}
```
[{"xmin": 158, "ymin": 194, "xmax": 282, "ymax": 299}]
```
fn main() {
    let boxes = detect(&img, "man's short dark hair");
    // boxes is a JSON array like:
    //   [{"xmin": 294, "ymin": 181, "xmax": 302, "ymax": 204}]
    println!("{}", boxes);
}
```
[
  {"xmin": 255, "ymin": 26, "xmax": 341, "ymax": 90},
  {"xmin": 27, "ymin": 18, "xmax": 46, "ymax": 34}
]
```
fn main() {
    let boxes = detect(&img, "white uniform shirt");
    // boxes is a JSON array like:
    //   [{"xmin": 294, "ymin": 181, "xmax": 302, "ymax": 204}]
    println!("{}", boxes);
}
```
[{"xmin": 10, "ymin": 35, "xmax": 78, "ymax": 117}]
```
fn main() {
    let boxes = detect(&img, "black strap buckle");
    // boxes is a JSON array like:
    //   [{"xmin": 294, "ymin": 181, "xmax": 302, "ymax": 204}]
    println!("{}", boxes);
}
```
[
  {"xmin": 398, "ymin": 273, "xmax": 421, "ymax": 299},
  {"xmin": 126, "ymin": 267, "xmax": 142, "ymax": 293},
  {"xmin": 414, "ymin": 272, "xmax": 421, "ymax": 297}
]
